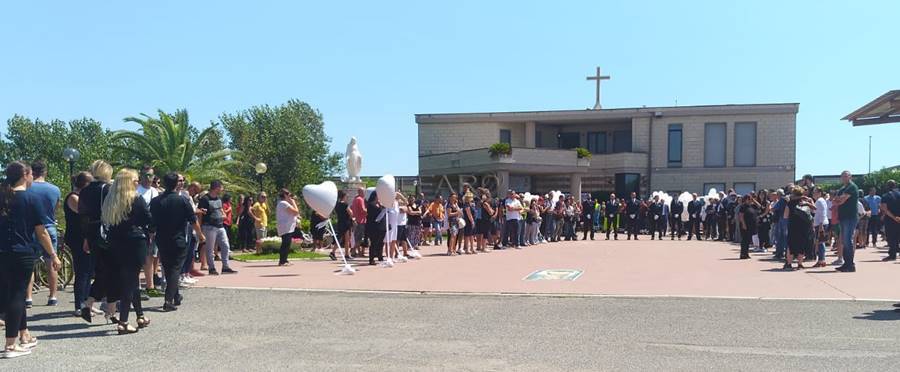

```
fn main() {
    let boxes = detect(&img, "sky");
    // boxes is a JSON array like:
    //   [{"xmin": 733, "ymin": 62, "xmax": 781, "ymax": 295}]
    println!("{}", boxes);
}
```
[{"xmin": 1, "ymin": 1, "xmax": 898, "ymax": 178}]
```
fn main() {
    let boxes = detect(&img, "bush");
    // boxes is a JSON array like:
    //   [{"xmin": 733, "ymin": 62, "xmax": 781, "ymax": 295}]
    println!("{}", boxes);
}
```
[
  {"xmin": 488, "ymin": 143, "xmax": 512, "ymax": 156},
  {"xmin": 575, "ymin": 147, "xmax": 591, "ymax": 159},
  {"xmin": 259, "ymin": 238, "xmax": 305, "ymax": 254}
]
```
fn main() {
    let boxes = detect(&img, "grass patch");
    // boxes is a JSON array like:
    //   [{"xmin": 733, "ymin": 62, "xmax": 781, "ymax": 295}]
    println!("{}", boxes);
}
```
[{"xmin": 232, "ymin": 251, "xmax": 328, "ymax": 262}]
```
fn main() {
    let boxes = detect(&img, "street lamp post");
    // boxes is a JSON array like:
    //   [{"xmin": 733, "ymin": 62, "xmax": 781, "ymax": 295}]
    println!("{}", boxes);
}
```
[
  {"xmin": 62, "ymin": 148, "xmax": 81, "ymax": 191},
  {"xmin": 255, "ymin": 162, "xmax": 268, "ymax": 194}
]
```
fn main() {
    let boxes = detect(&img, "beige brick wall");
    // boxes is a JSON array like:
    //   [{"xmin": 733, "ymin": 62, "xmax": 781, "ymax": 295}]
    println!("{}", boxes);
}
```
[
  {"xmin": 649, "ymin": 113, "xmax": 795, "ymax": 169},
  {"xmin": 497, "ymin": 122, "xmax": 526, "ymax": 147},
  {"xmin": 418, "ymin": 122, "xmax": 501, "ymax": 156},
  {"xmin": 648, "ymin": 112, "xmax": 796, "ymax": 193},
  {"xmin": 632, "ymin": 117, "xmax": 650, "ymax": 152},
  {"xmin": 651, "ymin": 168, "xmax": 794, "ymax": 194}
]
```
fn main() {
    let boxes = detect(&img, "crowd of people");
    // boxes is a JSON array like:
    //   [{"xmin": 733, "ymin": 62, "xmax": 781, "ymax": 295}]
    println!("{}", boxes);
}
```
[
  {"xmin": 2, "ymin": 157, "xmax": 900, "ymax": 359},
  {"xmin": 0, "ymin": 159, "xmax": 286, "ymax": 358},
  {"xmin": 332, "ymin": 172, "xmax": 899, "ymax": 278}
]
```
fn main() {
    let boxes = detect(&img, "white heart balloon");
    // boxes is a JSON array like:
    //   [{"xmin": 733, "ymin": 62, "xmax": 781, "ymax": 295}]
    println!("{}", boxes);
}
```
[
  {"xmin": 376, "ymin": 174, "xmax": 396, "ymax": 208},
  {"xmin": 302, "ymin": 181, "xmax": 338, "ymax": 217}
]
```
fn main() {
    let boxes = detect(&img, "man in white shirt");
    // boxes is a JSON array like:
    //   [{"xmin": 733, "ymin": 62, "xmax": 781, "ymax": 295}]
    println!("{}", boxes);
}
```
[
  {"xmin": 504, "ymin": 190, "xmax": 523, "ymax": 248},
  {"xmin": 137, "ymin": 165, "xmax": 162, "ymax": 297},
  {"xmin": 812, "ymin": 188, "xmax": 830, "ymax": 267}
]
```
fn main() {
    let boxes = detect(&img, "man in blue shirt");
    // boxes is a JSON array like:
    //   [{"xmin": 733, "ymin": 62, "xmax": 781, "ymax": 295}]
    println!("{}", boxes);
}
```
[
  {"xmin": 26, "ymin": 160, "xmax": 61, "ymax": 306},
  {"xmin": 865, "ymin": 187, "xmax": 882, "ymax": 247}
]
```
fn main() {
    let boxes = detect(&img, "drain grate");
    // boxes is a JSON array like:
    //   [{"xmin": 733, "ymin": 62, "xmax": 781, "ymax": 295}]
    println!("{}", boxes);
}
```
[{"xmin": 523, "ymin": 269, "xmax": 583, "ymax": 281}]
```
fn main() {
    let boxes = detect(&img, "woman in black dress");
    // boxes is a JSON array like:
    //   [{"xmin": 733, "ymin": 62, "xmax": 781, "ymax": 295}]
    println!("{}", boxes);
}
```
[
  {"xmin": 785, "ymin": 187, "xmax": 815, "ymax": 270},
  {"xmin": 64, "ymin": 171, "xmax": 94, "ymax": 316},
  {"xmin": 236, "ymin": 195, "xmax": 257, "ymax": 253},
  {"xmin": 79, "ymin": 160, "xmax": 119, "ymax": 322},
  {"xmin": 365, "ymin": 191, "xmax": 385, "ymax": 265},
  {"xmin": 101, "ymin": 169, "xmax": 153, "ymax": 334}
]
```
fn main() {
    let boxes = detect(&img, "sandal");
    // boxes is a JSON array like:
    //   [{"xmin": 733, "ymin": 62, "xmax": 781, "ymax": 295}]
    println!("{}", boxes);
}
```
[
  {"xmin": 19, "ymin": 336, "xmax": 38, "ymax": 349},
  {"xmin": 136, "ymin": 316, "xmax": 151, "ymax": 329},
  {"xmin": 1, "ymin": 344, "xmax": 31, "ymax": 359},
  {"xmin": 116, "ymin": 323, "xmax": 139, "ymax": 335},
  {"xmin": 104, "ymin": 312, "xmax": 119, "ymax": 325}
]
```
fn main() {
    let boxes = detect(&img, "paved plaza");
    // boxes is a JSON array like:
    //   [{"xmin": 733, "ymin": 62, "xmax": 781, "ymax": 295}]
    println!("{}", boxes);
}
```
[
  {"xmin": 11, "ymin": 288, "xmax": 900, "ymax": 371},
  {"xmin": 8, "ymin": 239, "xmax": 900, "ymax": 371},
  {"xmin": 202, "ymin": 239, "xmax": 900, "ymax": 301}
]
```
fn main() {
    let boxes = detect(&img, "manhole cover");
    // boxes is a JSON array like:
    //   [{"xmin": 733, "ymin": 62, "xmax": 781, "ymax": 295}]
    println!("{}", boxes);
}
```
[{"xmin": 524, "ymin": 269, "xmax": 583, "ymax": 281}]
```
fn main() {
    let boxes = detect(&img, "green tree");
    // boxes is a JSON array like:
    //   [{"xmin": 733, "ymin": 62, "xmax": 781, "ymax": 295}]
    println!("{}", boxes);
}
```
[
  {"xmin": 217, "ymin": 99, "xmax": 342, "ymax": 194},
  {"xmin": 112, "ymin": 109, "xmax": 248, "ymax": 190},
  {"xmin": 2, "ymin": 115, "xmax": 113, "ymax": 188}
]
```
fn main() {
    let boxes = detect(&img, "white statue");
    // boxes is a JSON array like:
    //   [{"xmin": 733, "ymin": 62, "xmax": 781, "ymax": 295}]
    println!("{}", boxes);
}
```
[{"xmin": 346, "ymin": 137, "xmax": 363, "ymax": 182}]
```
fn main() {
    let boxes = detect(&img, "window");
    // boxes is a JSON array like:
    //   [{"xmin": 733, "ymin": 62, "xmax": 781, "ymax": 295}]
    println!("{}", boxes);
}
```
[
  {"xmin": 734, "ymin": 122, "xmax": 757, "ymax": 167},
  {"xmin": 586, "ymin": 131, "xmax": 607, "ymax": 154},
  {"xmin": 615, "ymin": 173, "xmax": 641, "ymax": 197},
  {"xmin": 703, "ymin": 183, "xmax": 725, "ymax": 196},
  {"xmin": 667, "ymin": 124, "xmax": 682, "ymax": 167},
  {"xmin": 734, "ymin": 182, "xmax": 756, "ymax": 196},
  {"xmin": 499, "ymin": 129, "xmax": 511, "ymax": 145},
  {"xmin": 704, "ymin": 122, "xmax": 726, "ymax": 167},
  {"xmin": 557, "ymin": 132, "xmax": 580, "ymax": 149},
  {"xmin": 612, "ymin": 130, "xmax": 632, "ymax": 153},
  {"xmin": 535, "ymin": 130, "xmax": 542, "ymax": 148}
]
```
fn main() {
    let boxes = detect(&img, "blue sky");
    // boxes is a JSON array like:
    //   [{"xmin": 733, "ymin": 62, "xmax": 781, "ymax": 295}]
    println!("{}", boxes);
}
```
[{"xmin": 1, "ymin": 1, "xmax": 897, "ymax": 177}]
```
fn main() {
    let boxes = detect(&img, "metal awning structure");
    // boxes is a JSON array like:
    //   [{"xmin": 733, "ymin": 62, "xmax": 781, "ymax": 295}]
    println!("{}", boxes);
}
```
[{"xmin": 842, "ymin": 90, "xmax": 900, "ymax": 126}]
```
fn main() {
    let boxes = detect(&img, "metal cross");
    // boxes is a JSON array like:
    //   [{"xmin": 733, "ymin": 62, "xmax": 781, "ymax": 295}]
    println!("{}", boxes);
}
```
[{"xmin": 586, "ymin": 67, "xmax": 610, "ymax": 110}]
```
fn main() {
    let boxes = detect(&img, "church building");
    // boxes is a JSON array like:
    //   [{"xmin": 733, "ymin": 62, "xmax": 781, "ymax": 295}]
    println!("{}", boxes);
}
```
[
  {"xmin": 416, "ymin": 70, "xmax": 797, "ymax": 198},
  {"xmin": 417, "ymin": 103, "xmax": 797, "ymax": 198}
]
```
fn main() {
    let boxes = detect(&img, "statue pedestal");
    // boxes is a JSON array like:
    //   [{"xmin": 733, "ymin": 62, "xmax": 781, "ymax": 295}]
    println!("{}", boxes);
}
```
[{"xmin": 343, "ymin": 180, "xmax": 367, "ymax": 196}]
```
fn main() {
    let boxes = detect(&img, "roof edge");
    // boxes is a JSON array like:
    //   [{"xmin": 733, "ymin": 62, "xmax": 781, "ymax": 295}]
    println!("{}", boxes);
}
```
[{"xmin": 416, "ymin": 103, "xmax": 799, "ymax": 124}]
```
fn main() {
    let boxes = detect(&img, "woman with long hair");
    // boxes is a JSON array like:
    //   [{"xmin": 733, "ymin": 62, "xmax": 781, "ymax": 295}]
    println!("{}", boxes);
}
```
[
  {"xmin": 462, "ymin": 193, "xmax": 476, "ymax": 254},
  {"xmin": 446, "ymin": 193, "xmax": 461, "ymax": 256},
  {"xmin": 237, "ymin": 194, "xmax": 257, "ymax": 253},
  {"xmin": 0, "ymin": 162, "xmax": 60, "ymax": 358},
  {"xmin": 64, "ymin": 171, "xmax": 98, "ymax": 317},
  {"xmin": 79, "ymin": 160, "xmax": 119, "ymax": 323},
  {"xmin": 477, "ymin": 191, "xmax": 495, "ymax": 252},
  {"xmin": 406, "ymin": 194, "xmax": 423, "ymax": 251},
  {"xmin": 102, "ymin": 169, "xmax": 153, "ymax": 334}
]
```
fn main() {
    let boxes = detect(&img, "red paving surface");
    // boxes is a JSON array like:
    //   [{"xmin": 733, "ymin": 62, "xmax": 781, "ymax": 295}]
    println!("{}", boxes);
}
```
[{"xmin": 196, "ymin": 239, "xmax": 900, "ymax": 300}]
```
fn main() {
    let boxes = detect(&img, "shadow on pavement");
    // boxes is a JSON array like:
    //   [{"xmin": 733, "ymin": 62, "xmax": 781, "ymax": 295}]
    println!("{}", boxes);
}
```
[
  {"xmin": 28, "ymin": 310, "xmax": 75, "ymax": 322},
  {"xmin": 36, "ymin": 329, "xmax": 110, "ymax": 340},
  {"xmin": 29, "ymin": 321, "xmax": 101, "ymax": 332},
  {"xmin": 854, "ymin": 309, "xmax": 900, "ymax": 321}
]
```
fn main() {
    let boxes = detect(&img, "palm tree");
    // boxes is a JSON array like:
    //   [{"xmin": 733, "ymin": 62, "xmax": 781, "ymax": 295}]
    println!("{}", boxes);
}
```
[{"xmin": 112, "ymin": 109, "xmax": 249, "ymax": 190}]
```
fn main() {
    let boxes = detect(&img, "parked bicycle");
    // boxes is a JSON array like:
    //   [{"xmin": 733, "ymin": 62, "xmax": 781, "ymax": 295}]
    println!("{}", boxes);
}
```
[{"xmin": 32, "ymin": 230, "xmax": 75, "ymax": 293}]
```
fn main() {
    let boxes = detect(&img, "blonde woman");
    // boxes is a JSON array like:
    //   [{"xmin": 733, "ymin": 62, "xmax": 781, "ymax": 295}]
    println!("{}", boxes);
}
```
[
  {"xmin": 102, "ymin": 169, "xmax": 153, "ymax": 334},
  {"xmin": 79, "ymin": 160, "xmax": 118, "ymax": 323}
]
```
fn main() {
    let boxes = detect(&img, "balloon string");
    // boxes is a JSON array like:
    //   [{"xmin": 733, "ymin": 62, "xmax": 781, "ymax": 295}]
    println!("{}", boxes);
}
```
[{"xmin": 326, "ymin": 220, "xmax": 350, "ymax": 266}]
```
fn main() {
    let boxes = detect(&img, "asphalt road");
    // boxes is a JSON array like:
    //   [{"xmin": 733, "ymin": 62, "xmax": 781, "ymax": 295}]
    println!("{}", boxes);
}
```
[{"xmin": 7, "ymin": 288, "xmax": 900, "ymax": 371}]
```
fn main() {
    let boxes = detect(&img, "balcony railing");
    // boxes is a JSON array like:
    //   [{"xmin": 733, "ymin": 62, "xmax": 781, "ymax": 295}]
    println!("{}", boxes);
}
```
[{"xmin": 420, "ymin": 147, "xmax": 590, "ymax": 174}]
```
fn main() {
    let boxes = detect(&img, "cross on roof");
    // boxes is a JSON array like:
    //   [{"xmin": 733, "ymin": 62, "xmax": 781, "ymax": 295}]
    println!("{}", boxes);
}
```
[{"xmin": 586, "ymin": 67, "xmax": 611, "ymax": 110}]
